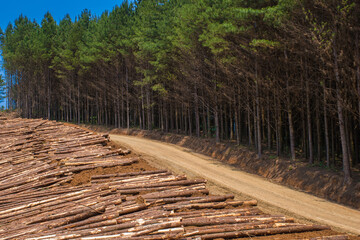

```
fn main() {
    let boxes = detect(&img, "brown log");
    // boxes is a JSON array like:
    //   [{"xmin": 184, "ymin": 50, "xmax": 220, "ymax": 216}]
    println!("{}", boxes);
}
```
[
  {"xmin": 27, "ymin": 202, "xmax": 107, "ymax": 224},
  {"xmin": 199, "ymin": 225, "xmax": 331, "ymax": 239},
  {"xmin": 308, "ymin": 236, "xmax": 349, "ymax": 240},
  {"xmin": 63, "ymin": 158, "xmax": 139, "ymax": 172},
  {"xmin": 47, "ymin": 204, "xmax": 106, "ymax": 229},
  {"xmin": 162, "ymin": 199, "xmax": 257, "ymax": 211},
  {"xmin": 183, "ymin": 221, "xmax": 297, "ymax": 237}
]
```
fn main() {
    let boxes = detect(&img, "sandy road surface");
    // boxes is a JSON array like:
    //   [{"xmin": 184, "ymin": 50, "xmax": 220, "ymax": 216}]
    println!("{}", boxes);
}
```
[{"xmin": 110, "ymin": 134, "xmax": 360, "ymax": 235}]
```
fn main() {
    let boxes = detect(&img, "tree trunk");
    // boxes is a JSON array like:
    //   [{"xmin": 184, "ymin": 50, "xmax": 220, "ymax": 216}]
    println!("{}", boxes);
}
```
[
  {"xmin": 331, "ymin": 118, "xmax": 335, "ymax": 166},
  {"xmin": 188, "ymin": 106, "xmax": 192, "ymax": 136},
  {"xmin": 77, "ymin": 78, "xmax": 80, "ymax": 124},
  {"xmin": 215, "ymin": 95, "xmax": 220, "ymax": 143},
  {"xmin": 141, "ymin": 86, "xmax": 145, "ymax": 129},
  {"xmin": 146, "ymin": 87, "xmax": 151, "ymax": 130},
  {"xmin": 194, "ymin": 84, "xmax": 200, "ymax": 137},
  {"xmin": 306, "ymin": 75, "xmax": 314, "ymax": 164},
  {"xmin": 116, "ymin": 87, "xmax": 120, "ymax": 128},
  {"xmin": 286, "ymin": 82, "xmax": 295, "ymax": 160},
  {"xmin": 287, "ymin": 107, "xmax": 295, "ymax": 161},
  {"xmin": 126, "ymin": 66, "xmax": 130, "ymax": 130},
  {"xmin": 220, "ymin": 104, "xmax": 224, "ymax": 140},
  {"xmin": 253, "ymin": 100, "xmax": 257, "ymax": 150},
  {"xmin": 246, "ymin": 87, "xmax": 252, "ymax": 147},
  {"xmin": 47, "ymin": 68, "xmax": 51, "ymax": 120},
  {"xmin": 275, "ymin": 91, "xmax": 282, "ymax": 156},
  {"xmin": 202, "ymin": 102, "xmax": 207, "ymax": 137},
  {"xmin": 165, "ymin": 101, "xmax": 169, "ymax": 132},
  {"xmin": 255, "ymin": 61, "xmax": 262, "ymax": 158},
  {"xmin": 120, "ymin": 74, "xmax": 124, "ymax": 127},
  {"xmin": 235, "ymin": 103, "xmax": 240, "ymax": 145},
  {"xmin": 184, "ymin": 104, "xmax": 188, "ymax": 134},
  {"xmin": 333, "ymin": 41, "xmax": 351, "ymax": 182},
  {"xmin": 175, "ymin": 104, "xmax": 179, "ymax": 133},
  {"xmin": 267, "ymin": 94, "xmax": 271, "ymax": 149},
  {"xmin": 323, "ymin": 79, "xmax": 330, "ymax": 167},
  {"xmin": 207, "ymin": 104, "xmax": 211, "ymax": 138},
  {"xmin": 356, "ymin": 32, "xmax": 360, "ymax": 131},
  {"xmin": 229, "ymin": 104, "xmax": 234, "ymax": 140},
  {"xmin": 104, "ymin": 91, "xmax": 108, "ymax": 126},
  {"xmin": 316, "ymin": 97, "xmax": 321, "ymax": 162},
  {"xmin": 159, "ymin": 101, "xmax": 164, "ymax": 131},
  {"xmin": 151, "ymin": 91, "xmax": 155, "ymax": 129},
  {"xmin": 356, "ymin": 31, "xmax": 360, "ymax": 166}
]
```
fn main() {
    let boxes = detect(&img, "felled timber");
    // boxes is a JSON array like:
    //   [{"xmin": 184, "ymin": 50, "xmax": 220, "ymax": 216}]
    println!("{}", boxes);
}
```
[{"xmin": 306, "ymin": 236, "xmax": 349, "ymax": 240}]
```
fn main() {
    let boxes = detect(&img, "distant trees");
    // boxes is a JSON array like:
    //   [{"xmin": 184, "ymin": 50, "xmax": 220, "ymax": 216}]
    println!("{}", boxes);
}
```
[{"xmin": 1, "ymin": 0, "xmax": 359, "ymax": 181}]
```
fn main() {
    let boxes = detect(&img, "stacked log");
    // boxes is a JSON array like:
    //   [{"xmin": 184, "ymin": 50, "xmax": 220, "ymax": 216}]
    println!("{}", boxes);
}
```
[
  {"xmin": 0, "ymin": 118, "xmax": 345, "ymax": 239},
  {"xmin": 306, "ymin": 236, "xmax": 349, "ymax": 240}
]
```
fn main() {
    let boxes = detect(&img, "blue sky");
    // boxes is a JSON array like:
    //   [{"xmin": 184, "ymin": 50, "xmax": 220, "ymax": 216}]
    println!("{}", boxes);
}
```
[{"xmin": 0, "ymin": 0, "xmax": 128, "ymax": 108}]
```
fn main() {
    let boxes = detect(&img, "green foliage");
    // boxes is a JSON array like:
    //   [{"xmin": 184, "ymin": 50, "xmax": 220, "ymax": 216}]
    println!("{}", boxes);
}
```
[
  {"xmin": 250, "ymin": 39, "xmax": 280, "ymax": 49},
  {"xmin": 263, "ymin": 0, "xmax": 300, "ymax": 26}
]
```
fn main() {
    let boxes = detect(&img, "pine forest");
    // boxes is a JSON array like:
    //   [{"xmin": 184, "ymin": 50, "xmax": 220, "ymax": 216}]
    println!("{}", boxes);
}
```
[{"xmin": 1, "ymin": 0, "xmax": 360, "ymax": 182}]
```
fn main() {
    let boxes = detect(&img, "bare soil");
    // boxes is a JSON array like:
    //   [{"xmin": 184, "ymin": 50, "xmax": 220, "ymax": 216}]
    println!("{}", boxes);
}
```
[
  {"xmin": 68, "ymin": 160, "xmax": 158, "ymax": 186},
  {"xmin": 61, "ymin": 129, "xmax": 158, "ymax": 186}
]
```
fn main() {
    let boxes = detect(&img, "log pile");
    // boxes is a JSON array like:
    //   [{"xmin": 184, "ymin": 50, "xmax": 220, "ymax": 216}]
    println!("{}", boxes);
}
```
[{"xmin": 0, "ymin": 118, "xmax": 344, "ymax": 239}]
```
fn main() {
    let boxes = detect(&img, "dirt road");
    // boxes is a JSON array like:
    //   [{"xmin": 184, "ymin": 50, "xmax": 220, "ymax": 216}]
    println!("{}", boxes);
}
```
[{"xmin": 110, "ymin": 134, "xmax": 360, "ymax": 235}]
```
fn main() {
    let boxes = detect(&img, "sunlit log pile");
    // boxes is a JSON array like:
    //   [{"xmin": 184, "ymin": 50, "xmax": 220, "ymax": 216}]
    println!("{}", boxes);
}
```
[{"xmin": 0, "ymin": 118, "xmax": 345, "ymax": 239}]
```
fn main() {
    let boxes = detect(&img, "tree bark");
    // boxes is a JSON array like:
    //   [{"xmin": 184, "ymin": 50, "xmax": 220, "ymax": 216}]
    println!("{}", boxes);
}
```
[
  {"xmin": 234, "ymin": 103, "xmax": 240, "ymax": 145},
  {"xmin": 220, "ymin": 104, "xmax": 224, "ymax": 140},
  {"xmin": 356, "ymin": 31, "xmax": 360, "ymax": 131},
  {"xmin": 141, "ymin": 86, "xmax": 145, "ymax": 129},
  {"xmin": 356, "ymin": 31, "xmax": 360, "ymax": 166},
  {"xmin": 323, "ymin": 79, "xmax": 330, "ymax": 167},
  {"xmin": 247, "ymin": 86, "xmax": 252, "ymax": 147},
  {"xmin": 306, "ymin": 75, "xmax": 314, "ymax": 164},
  {"xmin": 188, "ymin": 105, "xmax": 192, "ymax": 136},
  {"xmin": 126, "ymin": 66, "xmax": 130, "ymax": 130},
  {"xmin": 176, "ymin": 104, "xmax": 179, "ymax": 132},
  {"xmin": 229, "ymin": 104, "xmax": 234, "ymax": 140},
  {"xmin": 146, "ymin": 87, "xmax": 151, "ymax": 130},
  {"xmin": 215, "ymin": 103, "xmax": 220, "ymax": 143},
  {"xmin": 194, "ymin": 84, "xmax": 200, "ymax": 137},
  {"xmin": 77, "ymin": 77, "xmax": 80, "ymax": 125},
  {"xmin": 47, "ymin": 68, "xmax": 51, "ymax": 120},
  {"xmin": 207, "ymin": 104, "xmax": 211, "ymax": 138},
  {"xmin": 333, "ymin": 40, "xmax": 351, "ymax": 182},
  {"xmin": 255, "ymin": 60, "xmax": 262, "ymax": 158},
  {"xmin": 316, "ymin": 97, "xmax": 321, "ymax": 161},
  {"xmin": 286, "ymin": 74, "xmax": 295, "ymax": 160},
  {"xmin": 267, "ymin": 93, "xmax": 271, "ymax": 149},
  {"xmin": 202, "ymin": 102, "xmax": 207, "ymax": 137},
  {"xmin": 275, "ymin": 90, "xmax": 282, "ymax": 156}
]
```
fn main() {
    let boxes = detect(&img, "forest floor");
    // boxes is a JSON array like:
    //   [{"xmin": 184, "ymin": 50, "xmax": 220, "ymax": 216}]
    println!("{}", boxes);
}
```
[{"xmin": 106, "ymin": 134, "xmax": 360, "ymax": 236}]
